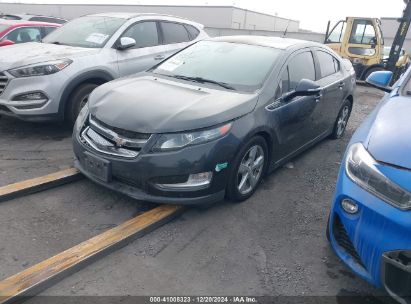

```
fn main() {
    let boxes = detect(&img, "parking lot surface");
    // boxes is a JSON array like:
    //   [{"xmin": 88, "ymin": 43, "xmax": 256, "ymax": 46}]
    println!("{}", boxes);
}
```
[{"xmin": 0, "ymin": 86, "xmax": 394, "ymax": 302}]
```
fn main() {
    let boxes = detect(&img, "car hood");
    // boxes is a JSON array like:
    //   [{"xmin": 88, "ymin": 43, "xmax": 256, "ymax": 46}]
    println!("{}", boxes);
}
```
[
  {"xmin": 88, "ymin": 75, "xmax": 258, "ymax": 133},
  {"xmin": 367, "ymin": 95, "xmax": 411, "ymax": 169},
  {"xmin": 0, "ymin": 42, "xmax": 100, "ymax": 71}
]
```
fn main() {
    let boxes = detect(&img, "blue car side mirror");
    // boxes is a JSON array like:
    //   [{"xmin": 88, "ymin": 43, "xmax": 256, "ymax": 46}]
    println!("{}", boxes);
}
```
[{"xmin": 366, "ymin": 71, "xmax": 393, "ymax": 93}]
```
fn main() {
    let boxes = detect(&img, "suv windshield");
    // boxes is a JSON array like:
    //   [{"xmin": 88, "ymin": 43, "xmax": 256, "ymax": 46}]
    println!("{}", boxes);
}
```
[
  {"xmin": 153, "ymin": 40, "xmax": 283, "ymax": 92},
  {"xmin": 43, "ymin": 16, "xmax": 125, "ymax": 48}
]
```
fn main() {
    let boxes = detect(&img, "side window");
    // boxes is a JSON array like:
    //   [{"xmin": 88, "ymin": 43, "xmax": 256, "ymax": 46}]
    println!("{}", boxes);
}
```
[
  {"xmin": 327, "ymin": 21, "xmax": 347, "ymax": 43},
  {"xmin": 161, "ymin": 22, "xmax": 190, "ymax": 44},
  {"xmin": 4, "ymin": 27, "xmax": 41, "ymax": 43},
  {"xmin": 42, "ymin": 27, "xmax": 57, "ymax": 38},
  {"xmin": 288, "ymin": 51, "xmax": 316, "ymax": 91},
  {"xmin": 349, "ymin": 20, "xmax": 377, "ymax": 45},
  {"xmin": 275, "ymin": 67, "xmax": 290, "ymax": 99},
  {"xmin": 316, "ymin": 51, "xmax": 339, "ymax": 78},
  {"xmin": 184, "ymin": 24, "xmax": 200, "ymax": 40},
  {"xmin": 333, "ymin": 57, "xmax": 340, "ymax": 73},
  {"xmin": 122, "ymin": 21, "xmax": 159, "ymax": 48}
]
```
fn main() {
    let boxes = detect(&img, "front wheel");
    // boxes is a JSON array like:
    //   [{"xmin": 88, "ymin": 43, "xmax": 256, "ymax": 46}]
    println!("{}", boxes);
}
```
[
  {"xmin": 226, "ymin": 136, "xmax": 268, "ymax": 202},
  {"xmin": 330, "ymin": 99, "xmax": 352, "ymax": 140},
  {"xmin": 66, "ymin": 83, "xmax": 98, "ymax": 125}
]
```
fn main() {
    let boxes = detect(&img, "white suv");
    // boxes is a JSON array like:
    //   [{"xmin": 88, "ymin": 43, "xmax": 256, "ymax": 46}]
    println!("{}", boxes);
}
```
[{"xmin": 0, "ymin": 13, "xmax": 207, "ymax": 123}]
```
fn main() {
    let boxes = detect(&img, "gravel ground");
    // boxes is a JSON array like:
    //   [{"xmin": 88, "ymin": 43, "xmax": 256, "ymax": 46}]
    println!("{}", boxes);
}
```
[{"xmin": 0, "ymin": 86, "xmax": 396, "ymax": 303}]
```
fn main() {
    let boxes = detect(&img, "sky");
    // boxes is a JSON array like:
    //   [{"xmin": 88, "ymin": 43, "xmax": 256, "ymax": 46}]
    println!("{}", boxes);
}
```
[{"xmin": 1, "ymin": 0, "xmax": 408, "ymax": 32}]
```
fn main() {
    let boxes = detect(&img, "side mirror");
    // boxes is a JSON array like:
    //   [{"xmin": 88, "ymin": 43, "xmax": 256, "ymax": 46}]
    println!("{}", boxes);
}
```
[
  {"xmin": 117, "ymin": 37, "xmax": 136, "ymax": 50},
  {"xmin": 366, "ymin": 71, "xmax": 393, "ymax": 93},
  {"xmin": 0, "ymin": 39, "xmax": 14, "ymax": 47},
  {"xmin": 283, "ymin": 79, "xmax": 321, "ymax": 102}
]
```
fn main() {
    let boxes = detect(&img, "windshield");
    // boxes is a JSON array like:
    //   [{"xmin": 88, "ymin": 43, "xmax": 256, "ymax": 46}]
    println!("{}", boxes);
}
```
[
  {"xmin": 153, "ymin": 40, "xmax": 283, "ymax": 92},
  {"xmin": 43, "ymin": 16, "xmax": 125, "ymax": 48}
]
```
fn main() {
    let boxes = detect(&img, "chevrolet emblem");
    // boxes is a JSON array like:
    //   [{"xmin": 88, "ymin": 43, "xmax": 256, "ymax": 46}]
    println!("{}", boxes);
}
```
[{"xmin": 114, "ymin": 137, "xmax": 126, "ymax": 147}]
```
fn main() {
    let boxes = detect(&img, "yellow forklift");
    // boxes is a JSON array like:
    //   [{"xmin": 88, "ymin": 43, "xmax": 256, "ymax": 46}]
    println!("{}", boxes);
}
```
[{"xmin": 324, "ymin": 0, "xmax": 411, "ymax": 82}]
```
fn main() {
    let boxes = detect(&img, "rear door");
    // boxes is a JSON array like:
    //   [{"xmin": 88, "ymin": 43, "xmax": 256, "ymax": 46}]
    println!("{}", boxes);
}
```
[
  {"xmin": 313, "ymin": 49, "xmax": 346, "ymax": 131},
  {"xmin": 116, "ymin": 20, "xmax": 167, "ymax": 77},
  {"xmin": 267, "ymin": 49, "xmax": 320, "ymax": 160},
  {"xmin": 159, "ymin": 21, "xmax": 194, "ymax": 58}
]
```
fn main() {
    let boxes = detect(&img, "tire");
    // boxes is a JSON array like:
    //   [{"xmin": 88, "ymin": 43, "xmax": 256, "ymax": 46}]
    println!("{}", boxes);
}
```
[
  {"xmin": 66, "ymin": 83, "xmax": 98, "ymax": 125},
  {"xmin": 226, "ymin": 136, "xmax": 268, "ymax": 202},
  {"xmin": 330, "ymin": 99, "xmax": 352, "ymax": 140}
]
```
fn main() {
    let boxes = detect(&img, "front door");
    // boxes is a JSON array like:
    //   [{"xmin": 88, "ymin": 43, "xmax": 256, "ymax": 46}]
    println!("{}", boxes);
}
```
[
  {"xmin": 116, "ymin": 21, "xmax": 166, "ymax": 77},
  {"xmin": 267, "ymin": 50, "xmax": 321, "ymax": 161}
]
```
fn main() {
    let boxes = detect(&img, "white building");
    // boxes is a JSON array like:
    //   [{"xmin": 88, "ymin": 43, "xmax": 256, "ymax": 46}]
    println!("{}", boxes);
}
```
[
  {"xmin": 0, "ymin": 2, "xmax": 300, "ymax": 32},
  {"xmin": 381, "ymin": 17, "xmax": 411, "ymax": 52}
]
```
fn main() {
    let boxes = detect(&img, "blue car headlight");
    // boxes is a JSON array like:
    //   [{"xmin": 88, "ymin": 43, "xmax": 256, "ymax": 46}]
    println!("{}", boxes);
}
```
[
  {"xmin": 152, "ymin": 123, "xmax": 232, "ymax": 152},
  {"xmin": 345, "ymin": 143, "xmax": 411, "ymax": 210}
]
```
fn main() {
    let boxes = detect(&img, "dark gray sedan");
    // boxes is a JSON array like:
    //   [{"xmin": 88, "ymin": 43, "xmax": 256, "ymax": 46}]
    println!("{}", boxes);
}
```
[{"xmin": 72, "ymin": 36, "xmax": 356, "ymax": 205}]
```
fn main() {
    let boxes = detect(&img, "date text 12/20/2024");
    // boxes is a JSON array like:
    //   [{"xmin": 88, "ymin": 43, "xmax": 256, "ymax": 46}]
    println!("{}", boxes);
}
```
[{"xmin": 149, "ymin": 297, "xmax": 257, "ymax": 303}]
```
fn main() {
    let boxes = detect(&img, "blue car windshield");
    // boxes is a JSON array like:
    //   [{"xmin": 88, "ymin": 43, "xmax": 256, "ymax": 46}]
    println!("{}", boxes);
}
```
[{"xmin": 153, "ymin": 40, "xmax": 283, "ymax": 92}]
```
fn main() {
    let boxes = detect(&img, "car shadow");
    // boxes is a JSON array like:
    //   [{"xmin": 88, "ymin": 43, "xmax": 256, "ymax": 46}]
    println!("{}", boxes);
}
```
[{"xmin": 0, "ymin": 115, "xmax": 72, "ymax": 141}]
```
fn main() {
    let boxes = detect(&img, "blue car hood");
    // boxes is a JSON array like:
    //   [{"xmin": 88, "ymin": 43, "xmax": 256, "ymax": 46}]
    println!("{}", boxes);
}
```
[{"xmin": 367, "ymin": 95, "xmax": 411, "ymax": 170}]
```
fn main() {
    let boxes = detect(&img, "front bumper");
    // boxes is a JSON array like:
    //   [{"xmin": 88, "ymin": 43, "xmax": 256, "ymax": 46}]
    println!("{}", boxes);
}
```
[
  {"xmin": 72, "ymin": 128, "xmax": 240, "ymax": 205},
  {"xmin": 329, "ymin": 164, "xmax": 411, "ymax": 302},
  {"xmin": 0, "ymin": 71, "xmax": 67, "ymax": 121}
]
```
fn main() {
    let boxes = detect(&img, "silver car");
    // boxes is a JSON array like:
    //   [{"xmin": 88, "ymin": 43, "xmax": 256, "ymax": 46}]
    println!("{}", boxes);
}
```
[{"xmin": 0, "ymin": 13, "xmax": 207, "ymax": 123}]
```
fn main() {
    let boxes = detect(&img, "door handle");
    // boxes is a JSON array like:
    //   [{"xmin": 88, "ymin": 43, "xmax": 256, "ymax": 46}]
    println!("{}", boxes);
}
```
[
  {"xmin": 154, "ymin": 55, "xmax": 165, "ymax": 61},
  {"xmin": 339, "ymin": 82, "xmax": 346, "ymax": 90}
]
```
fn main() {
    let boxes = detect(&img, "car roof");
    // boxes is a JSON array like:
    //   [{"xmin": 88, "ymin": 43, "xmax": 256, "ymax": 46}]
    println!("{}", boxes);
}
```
[
  {"xmin": 0, "ymin": 19, "xmax": 60, "ymax": 27},
  {"xmin": 209, "ymin": 35, "xmax": 322, "ymax": 50},
  {"xmin": 86, "ymin": 12, "xmax": 203, "ymax": 27}
]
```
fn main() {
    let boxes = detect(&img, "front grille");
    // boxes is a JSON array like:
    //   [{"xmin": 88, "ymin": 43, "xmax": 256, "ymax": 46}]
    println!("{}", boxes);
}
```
[
  {"xmin": 91, "ymin": 115, "xmax": 150, "ymax": 140},
  {"xmin": 80, "ymin": 115, "xmax": 151, "ymax": 159},
  {"xmin": 333, "ymin": 214, "xmax": 366, "ymax": 268},
  {"xmin": 0, "ymin": 72, "xmax": 9, "ymax": 96}
]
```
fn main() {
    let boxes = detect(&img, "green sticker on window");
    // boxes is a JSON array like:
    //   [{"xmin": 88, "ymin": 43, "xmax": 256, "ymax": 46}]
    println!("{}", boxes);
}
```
[{"xmin": 215, "ymin": 162, "xmax": 228, "ymax": 172}]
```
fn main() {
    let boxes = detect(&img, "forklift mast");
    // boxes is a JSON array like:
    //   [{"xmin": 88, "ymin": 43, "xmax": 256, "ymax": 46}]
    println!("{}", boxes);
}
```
[{"xmin": 386, "ymin": 0, "xmax": 411, "ymax": 78}]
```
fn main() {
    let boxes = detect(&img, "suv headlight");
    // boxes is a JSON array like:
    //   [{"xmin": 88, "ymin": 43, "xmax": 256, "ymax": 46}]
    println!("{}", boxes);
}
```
[
  {"xmin": 8, "ymin": 59, "xmax": 72, "ymax": 78},
  {"xmin": 152, "ymin": 123, "xmax": 232, "ymax": 152},
  {"xmin": 346, "ymin": 143, "xmax": 411, "ymax": 210}
]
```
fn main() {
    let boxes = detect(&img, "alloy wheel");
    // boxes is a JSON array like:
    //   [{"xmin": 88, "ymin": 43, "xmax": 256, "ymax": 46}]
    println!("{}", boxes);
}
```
[
  {"xmin": 237, "ymin": 145, "xmax": 265, "ymax": 195},
  {"xmin": 336, "ymin": 105, "xmax": 350, "ymax": 137}
]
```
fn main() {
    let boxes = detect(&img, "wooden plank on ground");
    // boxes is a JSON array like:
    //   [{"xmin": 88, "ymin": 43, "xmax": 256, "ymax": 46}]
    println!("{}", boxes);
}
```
[
  {"xmin": 0, "ymin": 168, "xmax": 82, "ymax": 202},
  {"xmin": 0, "ymin": 204, "xmax": 184, "ymax": 304}
]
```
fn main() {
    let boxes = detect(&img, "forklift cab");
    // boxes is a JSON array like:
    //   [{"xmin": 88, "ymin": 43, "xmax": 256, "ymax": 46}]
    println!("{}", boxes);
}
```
[{"xmin": 325, "ymin": 17, "xmax": 384, "ymax": 79}]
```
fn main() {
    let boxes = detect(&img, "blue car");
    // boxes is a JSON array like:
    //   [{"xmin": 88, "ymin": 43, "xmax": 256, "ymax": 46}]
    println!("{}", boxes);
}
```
[{"xmin": 328, "ymin": 69, "xmax": 411, "ymax": 303}]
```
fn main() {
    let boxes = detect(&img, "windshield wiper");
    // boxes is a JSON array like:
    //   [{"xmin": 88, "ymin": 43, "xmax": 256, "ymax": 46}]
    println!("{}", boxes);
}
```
[{"xmin": 171, "ymin": 75, "xmax": 236, "ymax": 90}]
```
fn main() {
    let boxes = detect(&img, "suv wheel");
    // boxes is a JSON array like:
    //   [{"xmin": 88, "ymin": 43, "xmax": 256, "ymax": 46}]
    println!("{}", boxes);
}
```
[
  {"xmin": 227, "ymin": 136, "xmax": 268, "ymax": 202},
  {"xmin": 67, "ymin": 83, "xmax": 98, "ymax": 125}
]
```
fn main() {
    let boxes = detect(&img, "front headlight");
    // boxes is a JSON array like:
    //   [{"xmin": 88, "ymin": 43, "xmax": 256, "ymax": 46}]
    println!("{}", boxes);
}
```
[
  {"xmin": 345, "ymin": 143, "xmax": 411, "ymax": 210},
  {"xmin": 152, "ymin": 123, "xmax": 232, "ymax": 152},
  {"xmin": 8, "ymin": 59, "xmax": 72, "ymax": 78},
  {"xmin": 74, "ymin": 103, "xmax": 89, "ymax": 134}
]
